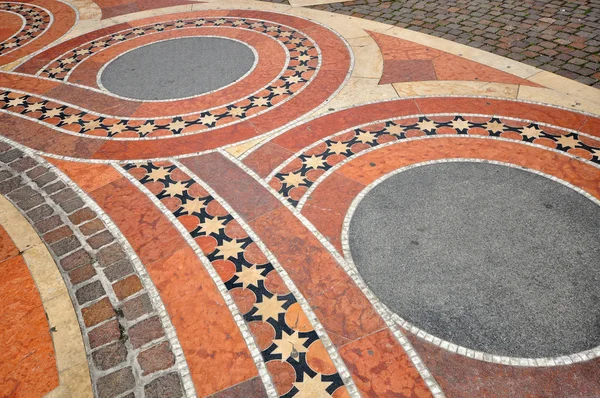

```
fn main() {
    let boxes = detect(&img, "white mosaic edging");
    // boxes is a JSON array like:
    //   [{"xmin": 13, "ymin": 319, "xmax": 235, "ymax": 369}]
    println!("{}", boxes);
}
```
[
  {"xmin": 0, "ymin": 137, "xmax": 197, "ymax": 398},
  {"xmin": 0, "ymin": 1, "xmax": 54, "ymax": 57},
  {"xmin": 94, "ymin": 35, "xmax": 261, "ymax": 103},
  {"xmin": 5, "ymin": 0, "xmax": 80, "ymax": 70},
  {"xmin": 340, "ymin": 158, "xmax": 600, "ymax": 367},
  {"xmin": 174, "ymin": 160, "xmax": 360, "ymax": 397},
  {"xmin": 294, "ymin": 133, "xmax": 600, "ymax": 213},
  {"xmin": 268, "ymin": 110, "xmax": 600, "ymax": 189},
  {"xmin": 218, "ymin": 149, "xmax": 445, "ymax": 398},
  {"xmin": 116, "ymin": 164, "xmax": 278, "ymax": 398},
  {"xmin": 241, "ymin": 94, "xmax": 600, "ymax": 162},
  {"xmin": 0, "ymin": 7, "xmax": 27, "ymax": 48}
]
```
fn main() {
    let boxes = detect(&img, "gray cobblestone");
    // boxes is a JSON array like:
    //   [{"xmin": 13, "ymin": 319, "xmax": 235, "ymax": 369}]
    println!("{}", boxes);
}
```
[{"xmin": 264, "ymin": 0, "xmax": 600, "ymax": 86}]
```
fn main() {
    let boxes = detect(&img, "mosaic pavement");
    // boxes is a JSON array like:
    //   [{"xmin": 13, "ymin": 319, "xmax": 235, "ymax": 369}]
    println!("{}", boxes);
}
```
[{"xmin": 0, "ymin": 0, "xmax": 599, "ymax": 397}]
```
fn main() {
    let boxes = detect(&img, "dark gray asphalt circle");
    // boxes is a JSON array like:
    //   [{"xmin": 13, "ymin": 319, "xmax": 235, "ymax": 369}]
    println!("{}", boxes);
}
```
[
  {"xmin": 100, "ymin": 37, "xmax": 256, "ymax": 101},
  {"xmin": 349, "ymin": 161, "xmax": 600, "ymax": 358}
]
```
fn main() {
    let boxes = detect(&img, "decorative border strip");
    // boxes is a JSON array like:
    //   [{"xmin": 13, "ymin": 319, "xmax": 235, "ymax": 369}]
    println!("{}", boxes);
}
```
[
  {"xmin": 1, "ymin": 16, "xmax": 321, "ymax": 139},
  {"xmin": 238, "ymin": 94, "xmax": 600, "ymax": 162},
  {"xmin": 174, "ymin": 160, "xmax": 358, "ymax": 397},
  {"xmin": 217, "ymin": 149, "xmax": 445, "ymax": 398},
  {"xmin": 265, "ymin": 114, "xmax": 600, "ymax": 208},
  {"xmin": 340, "ymin": 158, "xmax": 600, "ymax": 367},
  {"xmin": 0, "ymin": 2, "xmax": 53, "ymax": 56},
  {"xmin": 116, "ymin": 165, "xmax": 277, "ymax": 398},
  {"xmin": 0, "ymin": 139, "xmax": 195, "ymax": 398}
]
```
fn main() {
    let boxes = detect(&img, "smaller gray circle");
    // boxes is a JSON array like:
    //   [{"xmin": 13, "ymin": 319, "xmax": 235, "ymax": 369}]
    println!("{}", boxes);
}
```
[
  {"xmin": 349, "ymin": 162, "xmax": 600, "ymax": 358},
  {"xmin": 100, "ymin": 37, "xmax": 256, "ymax": 101}
]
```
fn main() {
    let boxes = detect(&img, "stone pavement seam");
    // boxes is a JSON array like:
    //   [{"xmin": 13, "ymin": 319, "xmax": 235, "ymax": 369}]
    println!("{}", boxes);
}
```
[
  {"xmin": 174, "ymin": 159, "xmax": 360, "ymax": 397},
  {"xmin": 218, "ymin": 148, "xmax": 445, "ymax": 397},
  {"xmin": 0, "ymin": 140, "xmax": 193, "ymax": 398}
]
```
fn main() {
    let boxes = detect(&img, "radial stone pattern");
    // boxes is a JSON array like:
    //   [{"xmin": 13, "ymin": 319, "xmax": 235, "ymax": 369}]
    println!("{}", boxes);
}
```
[
  {"xmin": 348, "ymin": 161, "xmax": 600, "ymax": 358},
  {"xmin": 1, "ymin": 0, "xmax": 600, "ymax": 397}
]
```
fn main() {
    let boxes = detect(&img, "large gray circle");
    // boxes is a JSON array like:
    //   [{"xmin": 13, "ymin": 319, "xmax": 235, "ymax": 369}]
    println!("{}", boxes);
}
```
[
  {"xmin": 349, "ymin": 162, "xmax": 600, "ymax": 358},
  {"xmin": 100, "ymin": 37, "xmax": 256, "ymax": 101}
]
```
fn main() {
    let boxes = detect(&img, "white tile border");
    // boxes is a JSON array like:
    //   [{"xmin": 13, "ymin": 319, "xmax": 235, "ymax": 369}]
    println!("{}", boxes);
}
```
[
  {"xmin": 116, "ymin": 163, "xmax": 278, "ymax": 398},
  {"xmin": 340, "ymin": 158, "xmax": 600, "ymax": 367},
  {"xmin": 174, "ymin": 159, "xmax": 360, "ymax": 397},
  {"xmin": 218, "ymin": 148, "xmax": 445, "ymax": 398}
]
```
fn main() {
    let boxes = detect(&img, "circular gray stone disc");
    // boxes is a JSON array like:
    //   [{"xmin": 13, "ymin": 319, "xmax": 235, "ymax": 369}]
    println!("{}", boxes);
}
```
[
  {"xmin": 100, "ymin": 37, "xmax": 256, "ymax": 101},
  {"xmin": 349, "ymin": 161, "xmax": 600, "ymax": 358}
]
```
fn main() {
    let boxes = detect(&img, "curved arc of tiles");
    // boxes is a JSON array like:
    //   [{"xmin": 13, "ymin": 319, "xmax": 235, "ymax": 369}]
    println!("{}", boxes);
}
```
[
  {"xmin": 45, "ymin": 160, "xmax": 198, "ymax": 397},
  {"xmin": 1, "ymin": 0, "xmax": 79, "ymax": 69},
  {"xmin": 0, "ymin": 17, "xmax": 328, "ymax": 139},
  {"xmin": 0, "ymin": 7, "xmax": 27, "ymax": 48},
  {"xmin": 173, "ymin": 160, "xmax": 359, "ymax": 397},
  {"xmin": 0, "ymin": 1, "xmax": 53, "ymax": 56},
  {"xmin": 121, "ymin": 160, "xmax": 352, "ymax": 397},
  {"xmin": 266, "ymin": 114, "xmax": 600, "ymax": 209},
  {"xmin": 340, "ymin": 157, "xmax": 600, "ymax": 367},
  {"xmin": 217, "ymin": 149, "xmax": 446, "ymax": 398},
  {"xmin": 39, "ymin": 15, "xmax": 316, "ymax": 97},
  {"xmin": 0, "ymin": 139, "xmax": 198, "ymax": 397},
  {"xmin": 0, "ymin": 193, "xmax": 93, "ymax": 397},
  {"xmin": 116, "ymin": 165, "xmax": 278, "ymax": 397},
  {"xmin": 238, "ymin": 95, "xmax": 600, "ymax": 163}
]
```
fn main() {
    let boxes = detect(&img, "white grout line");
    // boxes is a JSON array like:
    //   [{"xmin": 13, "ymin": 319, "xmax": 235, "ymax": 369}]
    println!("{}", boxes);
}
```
[
  {"xmin": 340, "ymin": 158, "xmax": 600, "ymax": 367},
  {"xmin": 218, "ymin": 148, "xmax": 445, "ymax": 397},
  {"xmin": 173, "ymin": 159, "xmax": 360, "ymax": 397},
  {"xmin": 241, "ymin": 94, "xmax": 600, "ymax": 161},
  {"xmin": 115, "ymin": 164, "xmax": 278, "ymax": 398},
  {"xmin": 0, "ymin": 137, "xmax": 197, "ymax": 398},
  {"xmin": 294, "ymin": 133, "xmax": 600, "ymax": 212},
  {"xmin": 0, "ymin": 2, "xmax": 54, "ymax": 57}
]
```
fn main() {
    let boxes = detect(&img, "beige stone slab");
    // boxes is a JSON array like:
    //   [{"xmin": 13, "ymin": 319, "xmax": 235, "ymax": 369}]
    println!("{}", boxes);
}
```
[
  {"xmin": 45, "ymin": 365, "xmax": 93, "ymax": 398},
  {"xmin": 347, "ymin": 36, "xmax": 383, "ymax": 79},
  {"xmin": 316, "ymin": 77, "xmax": 398, "ymax": 115},
  {"xmin": 392, "ymin": 81, "xmax": 519, "ymax": 99},
  {"xmin": 518, "ymin": 85, "xmax": 600, "ymax": 116},
  {"xmin": 289, "ymin": 0, "xmax": 342, "ymax": 7},
  {"xmin": 23, "ymin": 243, "xmax": 69, "ymax": 302},
  {"xmin": 225, "ymin": 137, "xmax": 265, "ymax": 157},
  {"xmin": 0, "ymin": 194, "xmax": 92, "ymax": 398},
  {"xmin": 0, "ymin": 195, "xmax": 40, "ymax": 251},
  {"xmin": 287, "ymin": 7, "xmax": 391, "ymax": 39},
  {"xmin": 44, "ymin": 293, "xmax": 88, "ymax": 372},
  {"xmin": 527, "ymin": 71, "xmax": 600, "ymax": 107}
]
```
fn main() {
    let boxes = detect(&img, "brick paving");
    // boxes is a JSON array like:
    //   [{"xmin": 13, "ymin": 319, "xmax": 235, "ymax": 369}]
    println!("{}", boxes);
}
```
[
  {"xmin": 265, "ymin": 0, "xmax": 600, "ymax": 87},
  {"xmin": 0, "ymin": 142, "xmax": 187, "ymax": 398}
]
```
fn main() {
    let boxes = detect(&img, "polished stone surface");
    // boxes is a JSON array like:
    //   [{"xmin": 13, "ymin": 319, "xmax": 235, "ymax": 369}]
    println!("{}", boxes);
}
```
[
  {"xmin": 349, "ymin": 161, "xmax": 600, "ymax": 358},
  {"xmin": 100, "ymin": 37, "xmax": 255, "ymax": 100}
]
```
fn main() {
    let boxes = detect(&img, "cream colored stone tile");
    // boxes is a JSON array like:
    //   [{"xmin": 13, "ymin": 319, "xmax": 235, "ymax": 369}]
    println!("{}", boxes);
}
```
[
  {"xmin": 226, "ymin": 137, "xmax": 265, "ymax": 158},
  {"xmin": 0, "ymin": 196, "xmax": 40, "ymax": 251},
  {"xmin": 45, "ymin": 293, "xmax": 87, "ymax": 372},
  {"xmin": 347, "ymin": 36, "xmax": 382, "ymax": 79},
  {"xmin": 23, "ymin": 243, "xmax": 68, "ymax": 302},
  {"xmin": 289, "ymin": 0, "xmax": 344, "ymax": 7},
  {"xmin": 518, "ymin": 86, "xmax": 600, "ymax": 116},
  {"xmin": 59, "ymin": 365, "xmax": 93, "ymax": 398},
  {"xmin": 316, "ymin": 77, "xmax": 397, "ymax": 115},
  {"xmin": 287, "ymin": 8, "xmax": 389, "ymax": 39},
  {"xmin": 527, "ymin": 71, "xmax": 600, "ymax": 106},
  {"xmin": 392, "ymin": 81, "xmax": 518, "ymax": 99}
]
